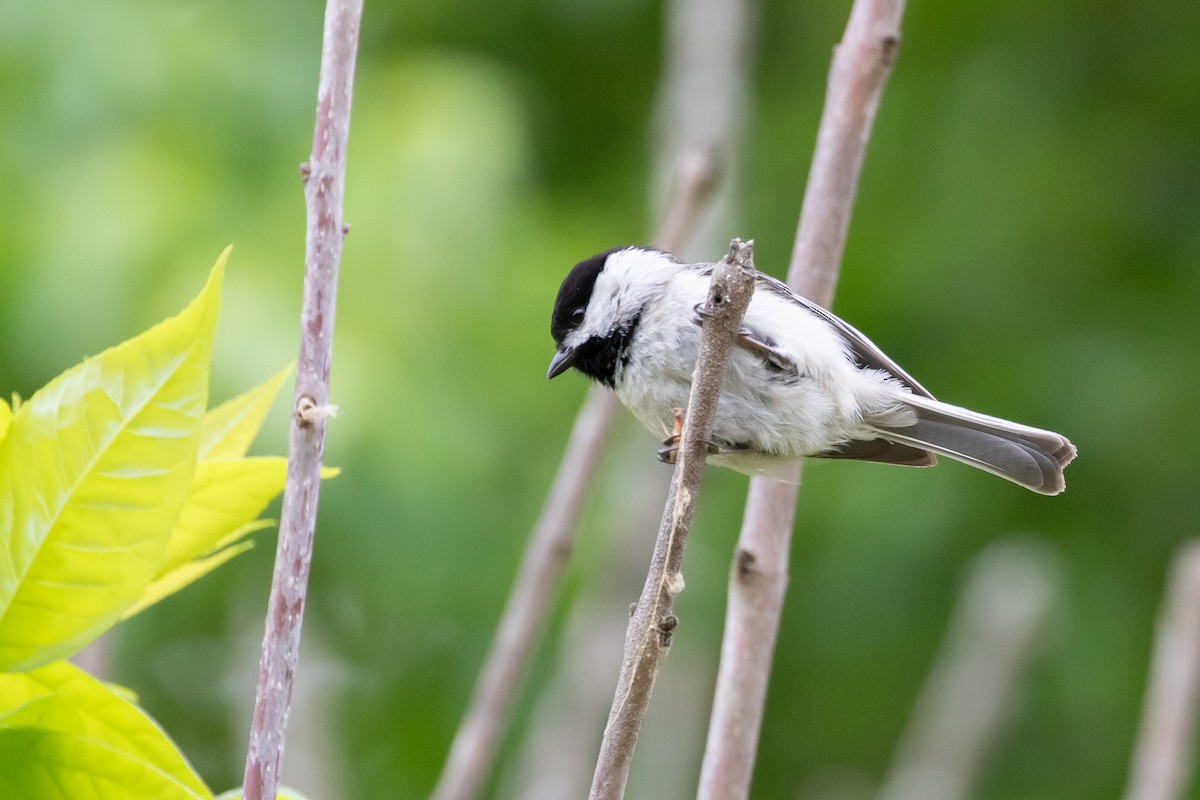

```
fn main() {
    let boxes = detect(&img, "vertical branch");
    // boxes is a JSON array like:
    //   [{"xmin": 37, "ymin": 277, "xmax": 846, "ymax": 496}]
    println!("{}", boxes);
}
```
[
  {"xmin": 653, "ymin": 0, "xmax": 756, "ymax": 257},
  {"xmin": 1124, "ymin": 541, "xmax": 1200, "ymax": 800},
  {"xmin": 697, "ymin": 2, "xmax": 906, "ymax": 798},
  {"xmin": 789, "ymin": 0, "xmax": 903, "ymax": 306},
  {"xmin": 430, "ymin": 387, "xmax": 618, "ymax": 800},
  {"xmin": 589, "ymin": 240, "xmax": 757, "ymax": 800},
  {"xmin": 654, "ymin": 147, "xmax": 722, "ymax": 258},
  {"xmin": 430, "ymin": 150, "xmax": 717, "ymax": 800},
  {"xmin": 695, "ymin": 472, "xmax": 797, "ymax": 800},
  {"xmin": 877, "ymin": 538, "xmax": 1061, "ymax": 800},
  {"xmin": 498, "ymin": 0, "xmax": 754, "ymax": 792},
  {"xmin": 241, "ymin": 2, "xmax": 362, "ymax": 799}
]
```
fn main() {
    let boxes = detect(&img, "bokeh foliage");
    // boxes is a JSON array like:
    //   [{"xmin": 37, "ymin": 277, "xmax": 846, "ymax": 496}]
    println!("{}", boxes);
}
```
[{"xmin": 2, "ymin": 0, "xmax": 1198, "ymax": 798}]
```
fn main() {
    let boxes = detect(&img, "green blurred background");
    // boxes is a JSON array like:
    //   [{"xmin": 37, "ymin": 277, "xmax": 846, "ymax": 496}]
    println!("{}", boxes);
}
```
[{"xmin": 2, "ymin": 0, "xmax": 1199, "ymax": 798}]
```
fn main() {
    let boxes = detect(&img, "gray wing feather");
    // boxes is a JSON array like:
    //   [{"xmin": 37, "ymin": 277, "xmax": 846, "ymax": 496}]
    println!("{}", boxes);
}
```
[
  {"xmin": 752, "ymin": 272, "xmax": 936, "ymax": 398},
  {"xmin": 816, "ymin": 438, "xmax": 938, "ymax": 467}
]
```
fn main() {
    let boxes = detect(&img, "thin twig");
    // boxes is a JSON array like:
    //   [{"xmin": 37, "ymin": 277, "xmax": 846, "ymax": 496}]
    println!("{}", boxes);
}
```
[
  {"xmin": 496, "ymin": 0, "xmax": 752, "ymax": 791},
  {"xmin": 589, "ymin": 239, "xmax": 757, "ymax": 800},
  {"xmin": 1124, "ymin": 540, "xmax": 1200, "ymax": 800},
  {"xmin": 430, "ymin": 149, "xmax": 717, "ymax": 800},
  {"xmin": 653, "ymin": 0, "xmax": 755, "ymax": 257},
  {"xmin": 429, "ymin": 387, "xmax": 616, "ymax": 800},
  {"xmin": 653, "ymin": 146, "xmax": 721, "ymax": 258},
  {"xmin": 788, "ymin": 0, "xmax": 904, "ymax": 307},
  {"xmin": 241, "ymin": 2, "xmax": 362, "ymax": 798},
  {"xmin": 497, "ymin": 2, "xmax": 752, "ymax": 793},
  {"xmin": 697, "ymin": 2, "xmax": 906, "ymax": 798},
  {"xmin": 877, "ymin": 538, "xmax": 1061, "ymax": 800}
]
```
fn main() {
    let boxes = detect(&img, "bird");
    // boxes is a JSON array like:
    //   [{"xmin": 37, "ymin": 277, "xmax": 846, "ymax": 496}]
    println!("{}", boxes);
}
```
[{"xmin": 547, "ymin": 246, "xmax": 1076, "ymax": 494}]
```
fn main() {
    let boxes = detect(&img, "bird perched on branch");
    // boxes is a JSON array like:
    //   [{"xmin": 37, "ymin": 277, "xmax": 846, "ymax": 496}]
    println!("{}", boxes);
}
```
[{"xmin": 547, "ymin": 246, "xmax": 1076, "ymax": 495}]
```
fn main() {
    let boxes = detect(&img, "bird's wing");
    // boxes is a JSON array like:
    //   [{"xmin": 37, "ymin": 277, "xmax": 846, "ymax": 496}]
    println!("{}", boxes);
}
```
[{"xmin": 752, "ymin": 271, "xmax": 936, "ymax": 399}]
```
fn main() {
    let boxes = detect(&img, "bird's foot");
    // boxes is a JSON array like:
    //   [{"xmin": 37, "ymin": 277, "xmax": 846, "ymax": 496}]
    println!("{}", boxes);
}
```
[{"xmin": 655, "ymin": 408, "xmax": 726, "ymax": 464}]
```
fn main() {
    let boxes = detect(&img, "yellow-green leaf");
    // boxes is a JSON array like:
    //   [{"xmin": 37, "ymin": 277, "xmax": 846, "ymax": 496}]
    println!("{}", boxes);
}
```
[
  {"xmin": 201, "ymin": 365, "xmax": 292, "ymax": 460},
  {"xmin": 0, "ymin": 255, "xmax": 225, "ymax": 671},
  {"xmin": 0, "ymin": 661, "xmax": 210, "ymax": 799},
  {"xmin": 0, "ymin": 398, "xmax": 10, "ymax": 444},
  {"xmin": 159, "ymin": 457, "xmax": 286, "ymax": 576},
  {"xmin": 125, "ymin": 539, "xmax": 256, "ymax": 619}
]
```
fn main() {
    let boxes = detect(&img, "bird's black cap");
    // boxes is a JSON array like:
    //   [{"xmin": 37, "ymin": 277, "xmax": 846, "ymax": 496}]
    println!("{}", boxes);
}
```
[{"xmin": 550, "ymin": 246, "xmax": 628, "ymax": 345}]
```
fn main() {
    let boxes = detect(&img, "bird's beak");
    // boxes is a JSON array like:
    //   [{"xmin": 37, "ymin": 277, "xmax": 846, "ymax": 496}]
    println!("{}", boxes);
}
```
[{"xmin": 547, "ymin": 347, "xmax": 577, "ymax": 380}]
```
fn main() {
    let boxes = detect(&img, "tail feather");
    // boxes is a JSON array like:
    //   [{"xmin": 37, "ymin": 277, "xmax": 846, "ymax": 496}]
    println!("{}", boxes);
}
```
[{"xmin": 869, "ymin": 395, "xmax": 1077, "ymax": 495}]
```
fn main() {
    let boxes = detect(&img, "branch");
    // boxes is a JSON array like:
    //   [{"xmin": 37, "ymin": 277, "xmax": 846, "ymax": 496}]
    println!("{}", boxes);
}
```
[
  {"xmin": 877, "ymin": 538, "xmax": 1061, "ymax": 800},
  {"xmin": 697, "ymin": 2, "xmax": 906, "ymax": 798},
  {"xmin": 1124, "ymin": 540, "xmax": 1200, "ymax": 800},
  {"xmin": 653, "ymin": 0, "xmax": 755, "ymax": 257},
  {"xmin": 429, "ymin": 148, "xmax": 717, "ymax": 800},
  {"xmin": 430, "ymin": 388, "xmax": 617, "ymax": 800},
  {"xmin": 589, "ymin": 239, "xmax": 757, "ymax": 800},
  {"xmin": 789, "ymin": 0, "xmax": 903, "ymax": 306},
  {"xmin": 241, "ymin": 2, "xmax": 362, "ymax": 798},
  {"xmin": 653, "ymin": 146, "xmax": 721, "ymax": 257},
  {"xmin": 494, "ymin": 0, "xmax": 752, "ymax": 783}
]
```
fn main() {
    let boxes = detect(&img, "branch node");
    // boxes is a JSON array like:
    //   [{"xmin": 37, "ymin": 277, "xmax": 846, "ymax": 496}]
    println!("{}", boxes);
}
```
[
  {"xmin": 879, "ymin": 35, "xmax": 900, "ymax": 66},
  {"xmin": 295, "ymin": 394, "xmax": 339, "ymax": 427},
  {"xmin": 734, "ymin": 548, "xmax": 757, "ymax": 584},
  {"xmin": 299, "ymin": 161, "xmax": 312, "ymax": 181},
  {"xmin": 658, "ymin": 615, "xmax": 679, "ymax": 647},
  {"xmin": 341, "ymin": 222, "xmax": 351, "ymax": 235}
]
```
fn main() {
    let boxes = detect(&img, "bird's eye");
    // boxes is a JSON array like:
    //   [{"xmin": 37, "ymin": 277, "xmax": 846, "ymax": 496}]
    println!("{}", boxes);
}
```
[{"xmin": 570, "ymin": 307, "xmax": 586, "ymax": 326}]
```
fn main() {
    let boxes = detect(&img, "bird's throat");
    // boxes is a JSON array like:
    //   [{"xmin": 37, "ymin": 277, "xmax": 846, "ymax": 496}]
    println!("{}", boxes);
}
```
[{"xmin": 571, "ymin": 312, "xmax": 643, "ymax": 389}]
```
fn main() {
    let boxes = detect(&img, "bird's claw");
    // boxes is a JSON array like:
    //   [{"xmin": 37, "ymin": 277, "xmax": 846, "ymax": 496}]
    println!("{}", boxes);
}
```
[
  {"xmin": 657, "ymin": 431, "xmax": 723, "ymax": 465},
  {"xmin": 657, "ymin": 439, "xmax": 723, "ymax": 465},
  {"xmin": 658, "ymin": 408, "xmax": 688, "ymax": 464},
  {"xmin": 692, "ymin": 302, "xmax": 715, "ymax": 324}
]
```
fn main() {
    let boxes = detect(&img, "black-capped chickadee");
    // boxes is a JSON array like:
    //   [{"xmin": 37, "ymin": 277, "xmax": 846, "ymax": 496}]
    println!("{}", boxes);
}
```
[{"xmin": 548, "ymin": 246, "xmax": 1076, "ymax": 494}]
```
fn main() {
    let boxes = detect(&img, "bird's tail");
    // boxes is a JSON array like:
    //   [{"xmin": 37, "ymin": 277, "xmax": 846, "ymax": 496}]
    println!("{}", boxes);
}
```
[{"xmin": 868, "ymin": 394, "xmax": 1077, "ymax": 495}]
